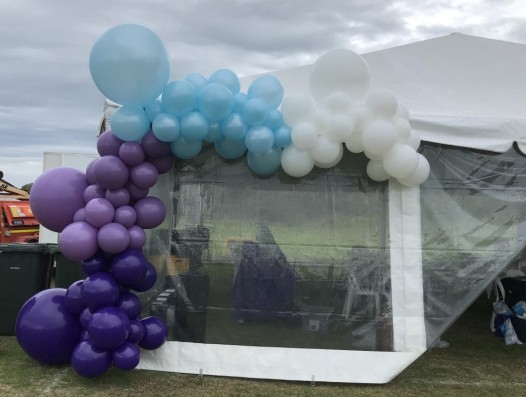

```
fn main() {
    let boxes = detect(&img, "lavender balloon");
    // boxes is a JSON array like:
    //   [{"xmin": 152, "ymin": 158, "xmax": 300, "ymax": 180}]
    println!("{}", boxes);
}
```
[
  {"xmin": 85, "ymin": 159, "xmax": 100, "ymax": 185},
  {"xmin": 97, "ymin": 222, "xmax": 130, "ymax": 254},
  {"xmin": 85, "ymin": 198, "xmax": 115, "ymax": 228},
  {"xmin": 88, "ymin": 307, "xmax": 130, "ymax": 350},
  {"xmin": 134, "ymin": 196, "xmax": 166, "ymax": 229},
  {"xmin": 81, "ymin": 272, "xmax": 120, "ymax": 310},
  {"xmin": 128, "ymin": 225, "xmax": 146, "ymax": 249},
  {"xmin": 112, "ymin": 249, "xmax": 148, "ymax": 286},
  {"xmin": 141, "ymin": 130, "xmax": 171, "ymax": 157},
  {"xmin": 71, "ymin": 340, "xmax": 112, "ymax": 378},
  {"xmin": 97, "ymin": 130, "xmax": 124, "ymax": 157},
  {"xmin": 130, "ymin": 161, "xmax": 159, "ymax": 189},
  {"xmin": 93, "ymin": 155, "xmax": 130, "ymax": 190},
  {"xmin": 83, "ymin": 184, "xmax": 106, "ymax": 203},
  {"xmin": 114, "ymin": 205, "xmax": 137, "ymax": 228},
  {"xmin": 105, "ymin": 187, "xmax": 131, "ymax": 207},
  {"xmin": 119, "ymin": 141, "xmax": 146, "ymax": 166},
  {"xmin": 138, "ymin": 316, "xmax": 168, "ymax": 350},
  {"xmin": 59, "ymin": 222, "xmax": 99, "ymax": 261},
  {"xmin": 148, "ymin": 153, "xmax": 175, "ymax": 174},
  {"xmin": 126, "ymin": 182, "xmax": 149, "ymax": 201},
  {"xmin": 73, "ymin": 208, "xmax": 86, "ymax": 223},
  {"xmin": 113, "ymin": 342, "xmax": 141, "ymax": 371}
]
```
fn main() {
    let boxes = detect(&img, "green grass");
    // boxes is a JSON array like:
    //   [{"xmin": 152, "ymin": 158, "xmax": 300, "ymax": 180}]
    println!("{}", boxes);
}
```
[{"xmin": 2, "ymin": 294, "xmax": 526, "ymax": 396}]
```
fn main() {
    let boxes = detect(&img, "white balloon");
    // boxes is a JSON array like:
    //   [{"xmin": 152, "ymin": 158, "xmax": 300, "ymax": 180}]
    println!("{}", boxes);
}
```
[
  {"xmin": 393, "ymin": 117, "xmax": 411, "ymax": 142},
  {"xmin": 281, "ymin": 145, "xmax": 315, "ymax": 177},
  {"xmin": 324, "ymin": 92, "xmax": 351, "ymax": 114},
  {"xmin": 366, "ymin": 160, "xmax": 390, "ymax": 182},
  {"xmin": 364, "ymin": 150, "xmax": 383, "ymax": 161},
  {"xmin": 309, "ymin": 49, "xmax": 370, "ymax": 103},
  {"xmin": 308, "ymin": 107, "xmax": 330, "ymax": 134},
  {"xmin": 382, "ymin": 144, "xmax": 419, "ymax": 179},
  {"xmin": 328, "ymin": 114, "xmax": 355, "ymax": 142},
  {"xmin": 312, "ymin": 135, "xmax": 341, "ymax": 164},
  {"xmin": 406, "ymin": 130, "xmax": 421, "ymax": 150},
  {"xmin": 291, "ymin": 121, "xmax": 318, "ymax": 149},
  {"xmin": 361, "ymin": 120, "xmax": 397, "ymax": 156},
  {"xmin": 365, "ymin": 88, "xmax": 398, "ymax": 118},
  {"xmin": 396, "ymin": 102, "xmax": 410, "ymax": 120},
  {"xmin": 398, "ymin": 154, "xmax": 430, "ymax": 186},
  {"xmin": 345, "ymin": 131, "xmax": 364, "ymax": 153},
  {"xmin": 281, "ymin": 94, "xmax": 314, "ymax": 127},
  {"xmin": 315, "ymin": 144, "xmax": 343, "ymax": 168}
]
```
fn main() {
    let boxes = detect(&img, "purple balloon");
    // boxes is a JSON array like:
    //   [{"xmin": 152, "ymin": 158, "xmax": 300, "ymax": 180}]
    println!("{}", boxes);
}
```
[
  {"xmin": 130, "ymin": 161, "xmax": 159, "ymax": 189},
  {"xmin": 126, "ymin": 182, "xmax": 149, "ymax": 201},
  {"xmin": 80, "ymin": 330, "xmax": 90, "ymax": 342},
  {"xmin": 71, "ymin": 340, "xmax": 112, "ymax": 378},
  {"xmin": 148, "ymin": 153, "xmax": 175, "ymax": 174},
  {"xmin": 128, "ymin": 318, "xmax": 145, "ymax": 343},
  {"xmin": 30, "ymin": 167, "xmax": 89, "ymax": 232},
  {"xmin": 139, "ymin": 316, "xmax": 168, "ymax": 350},
  {"xmin": 59, "ymin": 222, "xmax": 99, "ymax": 261},
  {"xmin": 97, "ymin": 130, "xmax": 124, "ymax": 157},
  {"xmin": 65, "ymin": 280, "xmax": 86, "ymax": 314},
  {"xmin": 83, "ymin": 184, "xmax": 106, "ymax": 203},
  {"xmin": 105, "ymin": 187, "xmax": 131, "ymax": 207},
  {"xmin": 116, "ymin": 292, "xmax": 142, "ymax": 319},
  {"xmin": 128, "ymin": 225, "xmax": 146, "ymax": 249},
  {"xmin": 16, "ymin": 288, "xmax": 83, "ymax": 365},
  {"xmin": 85, "ymin": 198, "xmax": 115, "ymax": 228},
  {"xmin": 134, "ymin": 197, "xmax": 166, "ymax": 229},
  {"xmin": 80, "ymin": 307, "xmax": 95, "ymax": 330},
  {"xmin": 73, "ymin": 208, "xmax": 86, "ymax": 223},
  {"xmin": 85, "ymin": 158, "xmax": 100, "ymax": 185},
  {"xmin": 141, "ymin": 130, "xmax": 171, "ymax": 157},
  {"xmin": 119, "ymin": 141, "xmax": 146, "ymax": 166},
  {"xmin": 93, "ymin": 155, "xmax": 130, "ymax": 190},
  {"xmin": 81, "ymin": 272, "xmax": 120, "ymax": 310},
  {"xmin": 97, "ymin": 222, "xmax": 130, "ymax": 254},
  {"xmin": 81, "ymin": 253, "xmax": 110, "ymax": 275},
  {"xmin": 114, "ymin": 205, "xmax": 137, "ymax": 228},
  {"xmin": 112, "ymin": 250, "xmax": 148, "ymax": 286},
  {"xmin": 130, "ymin": 261, "xmax": 157, "ymax": 292},
  {"xmin": 88, "ymin": 307, "xmax": 130, "ymax": 350},
  {"xmin": 113, "ymin": 342, "xmax": 141, "ymax": 371}
]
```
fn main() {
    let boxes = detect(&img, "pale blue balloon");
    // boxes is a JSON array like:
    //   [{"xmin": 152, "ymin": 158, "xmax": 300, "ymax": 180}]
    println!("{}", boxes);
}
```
[
  {"xmin": 247, "ymin": 75, "xmax": 284, "ymax": 109},
  {"xmin": 110, "ymin": 106, "xmax": 150, "ymax": 141},
  {"xmin": 245, "ymin": 126, "xmax": 274, "ymax": 154},
  {"xmin": 145, "ymin": 99, "xmax": 163, "ymax": 123},
  {"xmin": 162, "ymin": 80, "xmax": 197, "ymax": 117},
  {"xmin": 214, "ymin": 138, "xmax": 247, "ymax": 160},
  {"xmin": 170, "ymin": 137, "xmax": 202, "ymax": 159},
  {"xmin": 221, "ymin": 113, "xmax": 247, "ymax": 140},
  {"xmin": 205, "ymin": 123, "xmax": 224, "ymax": 143},
  {"xmin": 208, "ymin": 69, "xmax": 240, "ymax": 94},
  {"xmin": 273, "ymin": 126, "xmax": 292, "ymax": 148},
  {"xmin": 152, "ymin": 113, "xmax": 180, "ymax": 142},
  {"xmin": 185, "ymin": 73, "xmax": 207, "ymax": 89},
  {"xmin": 243, "ymin": 98, "xmax": 268, "ymax": 126},
  {"xmin": 198, "ymin": 83, "xmax": 234, "ymax": 122},
  {"xmin": 89, "ymin": 24, "xmax": 170, "ymax": 107},
  {"xmin": 247, "ymin": 147, "xmax": 282, "ymax": 175},
  {"xmin": 233, "ymin": 92, "xmax": 248, "ymax": 113},
  {"xmin": 180, "ymin": 112, "xmax": 209, "ymax": 141},
  {"xmin": 266, "ymin": 109, "xmax": 283, "ymax": 129}
]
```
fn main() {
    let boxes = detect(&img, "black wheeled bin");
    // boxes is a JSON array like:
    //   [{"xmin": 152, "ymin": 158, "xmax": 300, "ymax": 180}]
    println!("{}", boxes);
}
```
[
  {"xmin": 0, "ymin": 243, "xmax": 53, "ymax": 335},
  {"xmin": 47, "ymin": 244, "xmax": 85, "ymax": 288}
]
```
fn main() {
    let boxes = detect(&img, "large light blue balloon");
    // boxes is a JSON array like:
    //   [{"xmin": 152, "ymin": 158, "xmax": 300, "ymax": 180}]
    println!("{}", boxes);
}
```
[
  {"xmin": 273, "ymin": 125, "xmax": 292, "ymax": 148},
  {"xmin": 89, "ymin": 24, "xmax": 170, "ymax": 107},
  {"xmin": 180, "ymin": 112, "xmax": 209, "ymax": 141},
  {"xmin": 208, "ymin": 69, "xmax": 240, "ymax": 94},
  {"xmin": 245, "ymin": 126, "xmax": 274, "ymax": 154},
  {"xmin": 243, "ymin": 98, "xmax": 268, "ymax": 126},
  {"xmin": 215, "ymin": 138, "xmax": 247, "ymax": 160},
  {"xmin": 221, "ymin": 113, "xmax": 247, "ymax": 140},
  {"xmin": 198, "ymin": 83, "xmax": 234, "ymax": 122},
  {"xmin": 247, "ymin": 75, "xmax": 284, "ymax": 109},
  {"xmin": 170, "ymin": 137, "xmax": 202, "ymax": 159},
  {"xmin": 162, "ymin": 80, "xmax": 197, "ymax": 117},
  {"xmin": 247, "ymin": 147, "xmax": 282, "ymax": 175},
  {"xmin": 152, "ymin": 113, "xmax": 180, "ymax": 142},
  {"xmin": 110, "ymin": 106, "xmax": 150, "ymax": 141}
]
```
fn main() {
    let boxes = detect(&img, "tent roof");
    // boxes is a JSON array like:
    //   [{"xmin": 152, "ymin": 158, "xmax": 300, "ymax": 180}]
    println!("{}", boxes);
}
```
[{"xmin": 242, "ymin": 33, "xmax": 526, "ymax": 153}]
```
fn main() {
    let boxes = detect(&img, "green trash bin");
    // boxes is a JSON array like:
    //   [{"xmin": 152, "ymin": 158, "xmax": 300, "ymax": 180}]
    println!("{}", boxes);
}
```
[
  {"xmin": 47, "ymin": 244, "xmax": 85, "ymax": 289},
  {"xmin": 0, "ymin": 243, "xmax": 53, "ymax": 335}
]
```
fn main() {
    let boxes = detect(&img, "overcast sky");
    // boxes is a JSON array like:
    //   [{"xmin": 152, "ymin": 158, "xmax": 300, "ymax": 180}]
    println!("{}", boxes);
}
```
[{"xmin": 1, "ymin": 0, "xmax": 525, "ymax": 188}]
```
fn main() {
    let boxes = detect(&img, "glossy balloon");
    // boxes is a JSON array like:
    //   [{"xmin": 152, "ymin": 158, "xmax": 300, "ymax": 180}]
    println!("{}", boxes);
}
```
[
  {"xmin": 71, "ymin": 340, "xmax": 112, "ymax": 378},
  {"xmin": 208, "ymin": 69, "xmax": 240, "ymax": 94},
  {"xmin": 116, "ymin": 292, "xmax": 142, "ymax": 319},
  {"xmin": 81, "ymin": 272, "xmax": 120, "ymax": 310},
  {"xmin": 247, "ymin": 75, "xmax": 284, "ymax": 109},
  {"xmin": 65, "ymin": 280, "xmax": 86, "ymax": 314},
  {"xmin": 130, "ymin": 262, "xmax": 157, "ymax": 292},
  {"xmin": 152, "ymin": 113, "xmax": 180, "ymax": 142},
  {"xmin": 81, "ymin": 253, "xmax": 109, "ymax": 275},
  {"xmin": 110, "ymin": 106, "xmax": 151, "ymax": 142},
  {"xmin": 162, "ymin": 80, "xmax": 196, "ymax": 117},
  {"xmin": 112, "ymin": 249, "xmax": 148, "ymax": 286},
  {"xmin": 128, "ymin": 318, "xmax": 146, "ymax": 343},
  {"xmin": 198, "ymin": 83, "xmax": 234, "ymax": 122},
  {"xmin": 180, "ymin": 112, "xmax": 209, "ymax": 141},
  {"xmin": 138, "ymin": 316, "xmax": 168, "ymax": 350},
  {"xmin": 112, "ymin": 342, "xmax": 141, "ymax": 371},
  {"xmin": 88, "ymin": 306, "xmax": 130, "ymax": 350}
]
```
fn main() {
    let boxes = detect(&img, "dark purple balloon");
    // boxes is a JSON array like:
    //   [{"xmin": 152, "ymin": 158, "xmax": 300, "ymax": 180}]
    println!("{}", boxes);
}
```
[
  {"xmin": 138, "ymin": 316, "xmax": 168, "ymax": 350},
  {"xmin": 112, "ymin": 250, "xmax": 148, "ymax": 286},
  {"xmin": 148, "ymin": 153, "xmax": 175, "ymax": 174},
  {"xmin": 130, "ymin": 261, "xmax": 157, "ymax": 292},
  {"xmin": 116, "ymin": 292, "xmax": 142, "ymax": 319},
  {"xmin": 83, "ymin": 184, "xmax": 106, "ymax": 203},
  {"xmin": 119, "ymin": 141, "xmax": 146, "ymax": 166},
  {"xmin": 30, "ymin": 167, "xmax": 88, "ymax": 232},
  {"xmin": 71, "ymin": 340, "xmax": 112, "ymax": 378},
  {"xmin": 93, "ymin": 155, "xmax": 130, "ymax": 190},
  {"xmin": 85, "ymin": 198, "xmax": 115, "ymax": 228},
  {"xmin": 73, "ymin": 208, "xmax": 86, "ymax": 223},
  {"xmin": 80, "ymin": 330, "xmax": 90, "ymax": 342},
  {"xmin": 59, "ymin": 222, "xmax": 99, "ymax": 261},
  {"xmin": 65, "ymin": 280, "xmax": 86, "ymax": 314},
  {"xmin": 128, "ymin": 319, "xmax": 145, "ymax": 343},
  {"xmin": 126, "ymin": 182, "xmax": 149, "ymax": 201},
  {"xmin": 128, "ymin": 225, "xmax": 146, "ymax": 249},
  {"xmin": 80, "ymin": 307, "xmax": 95, "ymax": 330},
  {"xmin": 105, "ymin": 187, "xmax": 130, "ymax": 207},
  {"xmin": 130, "ymin": 161, "xmax": 159, "ymax": 189},
  {"xmin": 141, "ymin": 130, "xmax": 171, "ymax": 157},
  {"xmin": 114, "ymin": 205, "xmax": 137, "ymax": 228},
  {"xmin": 134, "ymin": 197, "xmax": 166, "ymax": 229},
  {"xmin": 16, "ymin": 288, "xmax": 83, "ymax": 365},
  {"xmin": 113, "ymin": 342, "xmax": 141, "ymax": 371},
  {"xmin": 97, "ymin": 130, "xmax": 124, "ymax": 157},
  {"xmin": 97, "ymin": 222, "xmax": 130, "ymax": 254},
  {"xmin": 81, "ymin": 253, "xmax": 109, "ymax": 275},
  {"xmin": 81, "ymin": 272, "xmax": 120, "ymax": 310},
  {"xmin": 88, "ymin": 307, "xmax": 130, "ymax": 350},
  {"xmin": 85, "ymin": 158, "xmax": 100, "ymax": 185}
]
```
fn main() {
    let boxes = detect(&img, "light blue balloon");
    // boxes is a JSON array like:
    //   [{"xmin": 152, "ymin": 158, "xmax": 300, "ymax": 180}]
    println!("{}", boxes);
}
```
[
  {"xmin": 245, "ymin": 126, "xmax": 274, "ymax": 154},
  {"xmin": 208, "ymin": 69, "xmax": 240, "ymax": 94},
  {"xmin": 214, "ymin": 138, "xmax": 247, "ymax": 160},
  {"xmin": 185, "ymin": 73, "xmax": 207, "ymax": 89},
  {"xmin": 152, "ymin": 113, "xmax": 180, "ymax": 142},
  {"xmin": 170, "ymin": 137, "xmax": 202, "ymax": 159},
  {"xmin": 145, "ymin": 99, "xmax": 163, "ymax": 123},
  {"xmin": 247, "ymin": 147, "xmax": 282, "ymax": 176},
  {"xmin": 180, "ymin": 112, "xmax": 209, "ymax": 141},
  {"xmin": 110, "ymin": 106, "xmax": 150, "ymax": 141},
  {"xmin": 162, "ymin": 80, "xmax": 197, "ymax": 117},
  {"xmin": 205, "ymin": 123, "xmax": 224, "ymax": 143},
  {"xmin": 243, "ymin": 98, "xmax": 269, "ymax": 126},
  {"xmin": 273, "ymin": 126, "xmax": 292, "ymax": 148},
  {"xmin": 198, "ymin": 83, "xmax": 234, "ymax": 122},
  {"xmin": 247, "ymin": 75, "xmax": 284, "ymax": 109},
  {"xmin": 266, "ymin": 109, "xmax": 283, "ymax": 129},
  {"xmin": 89, "ymin": 24, "xmax": 170, "ymax": 107},
  {"xmin": 221, "ymin": 113, "xmax": 247, "ymax": 140},
  {"xmin": 233, "ymin": 92, "xmax": 248, "ymax": 113}
]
